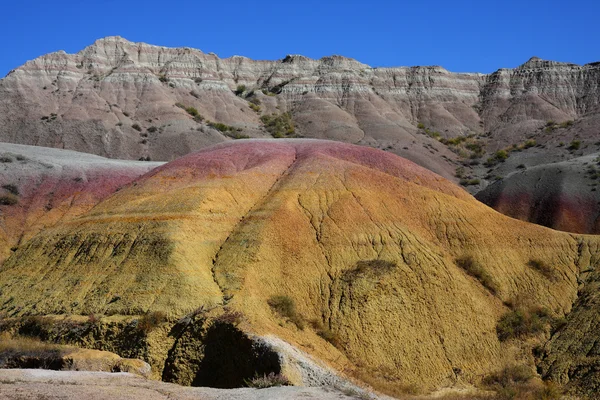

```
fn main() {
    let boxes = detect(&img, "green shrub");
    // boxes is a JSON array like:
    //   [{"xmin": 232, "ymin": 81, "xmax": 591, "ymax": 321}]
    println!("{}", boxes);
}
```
[
  {"xmin": 496, "ymin": 308, "xmax": 550, "ymax": 341},
  {"xmin": 260, "ymin": 113, "xmax": 295, "ymax": 138},
  {"xmin": 523, "ymin": 139, "xmax": 536, "ymax": 149},
  {"xmin": 245, "ymin": 372, "xmax": 291, "ymax": 388},
  {"xmin": 2, "ymin": 184, "xmax": 19, "ymax": 196},
  {"xmin": 495, "ymin": 150, "xmax": 509, "ymax": 161},
  {"xmin": 483, "ymin": 365, "xmax": 561, "ymax": 400},
  {"xmin": 417, "ymin": 123, "xmax": 425, "ymax": 129},
  {"xmin": 136, "ymin": 311, "xmax": 167, "ymax": 334},
  {"xmin": 568, "ymin": 140, "xmax": 581, "ymax": 150},
  {"xmin": 249, "ymin": 103, "xmax": 261, "ymax": 113},
  {"xmin": 208, "ymin": 122, "xmax": 236, "ymax": 132},
  {"xmin": 185, "ymin": 107, "xmax": 200, "ymax": 117},
  {"xmin": 267, "ymin": 295, "xmax": 304, "ymax": 329},
  {"xmin": 559, "ymin": 120, "xmax": 574, "ymax": 128},
  {"xmin": 234, "ymin": 84, "xmax": 246, "ymax": 96},
  {"xmin": 456, "ymin": 256, "xmax": 498, "ymax": 294}
]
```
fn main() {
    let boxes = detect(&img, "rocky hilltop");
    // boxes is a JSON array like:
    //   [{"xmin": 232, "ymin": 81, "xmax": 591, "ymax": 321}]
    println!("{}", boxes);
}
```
[{"xmin": 1, "ymin": 37, "xmax": 598, "ymax": 184}]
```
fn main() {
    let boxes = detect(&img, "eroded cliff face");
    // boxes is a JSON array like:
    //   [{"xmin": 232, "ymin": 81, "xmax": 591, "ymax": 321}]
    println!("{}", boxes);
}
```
[
  {"xmin": 1, "ymin": 36, "xmax": 598, "ymax": 182},
  {"xmin": 2, "ymin": 140, "xmax": 599, "ymax": 396}
]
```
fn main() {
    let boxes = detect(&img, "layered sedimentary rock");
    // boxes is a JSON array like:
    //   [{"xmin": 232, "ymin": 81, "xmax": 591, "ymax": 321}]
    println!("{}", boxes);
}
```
[
  {"xmin": 476, "ymin": 152, "xmax": 600, "ymax": 234},
  {"xmin": 0, "ymin": 142, "xmax": 161, "ymax": 264},
  {"xmin": 2, "ymin": 140, "xmax": 599, "ymax": 395},
  {"xmin": 1, "ymin": 36, "xmax": 598, "ymax": 183}
]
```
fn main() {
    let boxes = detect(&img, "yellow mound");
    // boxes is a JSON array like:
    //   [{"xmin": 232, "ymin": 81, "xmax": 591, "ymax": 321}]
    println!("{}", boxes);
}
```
[{"xmin": 1, "ymin": 140, "xmax": 598, "ymax": 394}]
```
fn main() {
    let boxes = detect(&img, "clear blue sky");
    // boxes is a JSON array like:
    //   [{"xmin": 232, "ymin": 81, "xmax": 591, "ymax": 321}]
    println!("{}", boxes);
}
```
[{"xmin": 2, "ymin": 0, "xmax": 598, "ymax": 78}]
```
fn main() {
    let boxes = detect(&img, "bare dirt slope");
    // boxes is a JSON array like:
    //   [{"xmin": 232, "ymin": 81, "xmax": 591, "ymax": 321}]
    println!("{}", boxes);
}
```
[{"xmin": 2, "ymin": 140, "xmax": 599, "ymax": 397}]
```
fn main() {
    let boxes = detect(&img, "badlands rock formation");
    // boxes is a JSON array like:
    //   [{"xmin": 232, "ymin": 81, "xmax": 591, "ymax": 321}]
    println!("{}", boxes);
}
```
[
  {"xmin": 2, "ymin": 140, "xmax": 600, "ymax": 397},
  {"xmin": 476, "ymin": 152, "xmax": 600, "ymax": 233},
  {"xmin": 0, "ymin": 142, "xmax": 161, "ymax": 264},
  {"xmin": 1, "ymin": 37, "xmax": 598, "ymax": 183}
]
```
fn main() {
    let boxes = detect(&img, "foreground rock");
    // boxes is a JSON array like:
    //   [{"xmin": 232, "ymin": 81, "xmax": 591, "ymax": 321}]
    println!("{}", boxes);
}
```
[{"xmin": 0, "ymin": 369, "xmax": 361, "ymax": 400}]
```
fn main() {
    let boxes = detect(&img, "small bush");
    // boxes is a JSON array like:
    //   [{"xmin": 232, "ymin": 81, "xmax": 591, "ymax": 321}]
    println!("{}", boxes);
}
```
[
  {"xmin": 559, "ymin": 120, "xmax": 574, "ymax": 128},
  {"xmin": 523, "ymin": 139, "xmax": 536, "ymax": 149},
  {"xmin": 213, "ymin": 309, "xmax": 245, "ymax": 326},
  {"xmin": 483, "ymin": 365, "xmax": 561, "ymax": 400},
  {"xmin": 234, "ymin": 84, "xmax": 246, "ymax": 96},
  {"xmin": 310, "ymin": 320, "xmax": 341, "ymax": 348},
  {"xmin": 249, "ymin": 103, "xmax": 261, "ymax": 113},
  {"xmin": 208, "ymin": 122, "xmax": 236, "ymax": 132},
  {"xmin": 131, "ymin": 124, "xmax": 142, "ymax": 132},
  {"xmin": 0, "ymin": 156, "xmax": 13, "ymax": 163},
  {"xmin": 2, "ymin": 184, "xmax": 19, "ymax": 196},
  {"xmin": 260, "ymin": 113, "xmax": 295, "ymax": 138},
  {"xmin": 568, "ymin": 140, "xmax": 581, "ymax": 150},
  {"xmin": 158, "ymin": 74, "xmax": 168, "ymax": 83},
  {"xmin": 456, "ymin": 256, "xmax": 498, "ymax": 294},
  {"xmin": 245, "ymin": 372, "xmax": 291, "ymax": 388},
  {"xmin": 494, "ymin": 150, "xmax": 509, "ymax": 161},
  {"xmin": 185, "ymin": 107, "xmax": 200, "ymax": 117},
  {"xmin": 527, "ymin": 259, "xmax": 558, "ymax": 281},
  {"xmin": 268, "ymin": 295, "xmax": 304, "ymax": 329},
  {"xmin": 0, "ymin": 195, "xmax": 18, "ymax": 206},
  {"xmin": 226, "ymin": 132, "xmax": 250, "ymax": 139},
  {"xmin": 147, "ymin": 126, "xmax": 157, "ymax": 133},
  {"xmin": 496, "ymin": 308, "xmax": 550, "ymax": 341},
  {"xmin": 136, "ymin": 311, "xmax": 167, "ymax": 334},
  {"xmin": 417, "ymin": 122, "xmax": 425, "ymax": 129}
]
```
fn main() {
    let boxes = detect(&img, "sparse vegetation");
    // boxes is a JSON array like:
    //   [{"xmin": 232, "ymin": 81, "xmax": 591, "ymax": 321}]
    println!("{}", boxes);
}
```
[
  {"xmin": 343, "ymin": 259, "xmax": 397, "ymax": 280},
  {"xmin": 267, "ymin": 295, "xmax": 304, "ymax": 329},
  {"xmin": 147, "ymin": 126, "xmax": 158, "ymax": 133},
  {"xmin": 0, "ymin": 195, "xmax": 18, "ymax": 206},
  {"xmin": 559, "ymin": 120, "xmax": 574, "ymax": 128},
  {"xmin": 482, "ymin": 365, "xmax": 561, "ymax": 400},
  {"xmin": 234, "ymin": 84, "xmax": 246, "ymax": 96},
  {"xmin": 2, "ymin": 184, "xmax": 19, "ymax": 196},
  {"xmin": 245, "ymin": 372, "xmax": 291, "ymax": 388},
  {"xmin": 249, "ymin": 103, "xmax": 261, "ymax": 113},
  {"xmin": 310, "ymin": 320, "xmax": 341, "ymax": 348},
  {"xmin": 460, "ymin": 178, "xmax": 480, "ymax": 186},
  {"xmin": 158, "ymin": 74, "xmax": 168, "ymax": 83},
  {"xmin": 456, "ymin": 256, "xmax": 498, "ymax": 294},
  {"xmin": 136, "ymin": 311, "xmax": 167, "ymax": 334},
  {"xmin": 527, "ymin": 259, "xmax": 559, "ymax": 282},
  {"xmin": 417, "ymin": 122, "xmax": 426, "ymax": 129},
  {"xmin": 131, "ymin": 124, "xmax": 142, "ymax": 132},
  {"xmin": 260, "ymin": 112, "xmax": 295, "ymax": 138},
  {"xmin": 496, "ymin": 308, "xmax": 553, "ymax": 341},
  {"xmin": 213, "ymin": 309, "xmax": 245, "ymax": 326},
  {"xmin": 568, "ymin": 140, "xmax": 581, "ymax": 150},
  {"xmin": 208, "ymin": 122, "xmax": 238, "ymax": 133},
  {"xmin": 0, "ymin": 155, "xmax": 13, "ymax": 163}
]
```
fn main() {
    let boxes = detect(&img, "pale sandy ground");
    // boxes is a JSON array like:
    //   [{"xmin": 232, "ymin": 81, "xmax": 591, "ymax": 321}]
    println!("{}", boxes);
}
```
[{"xmin": 0, "ymin": 369, "xmax": 365, "ymax": 400}]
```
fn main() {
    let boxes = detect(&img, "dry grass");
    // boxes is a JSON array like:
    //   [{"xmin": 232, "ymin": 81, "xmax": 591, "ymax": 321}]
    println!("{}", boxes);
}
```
[
  {"xmin": 456, "ymin": 256, "xmax": 498, "ymax": 294},
  {"xmin": 267, "ymin": 295, "xmax": 304, "ymax": 330},
  {"xmin": 245, "ymin": 372, "xmax": 291, "ymax": 388},
  {"xmin": 527, "ymin": 259, "xmax": 559, "ymax": 282}
]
